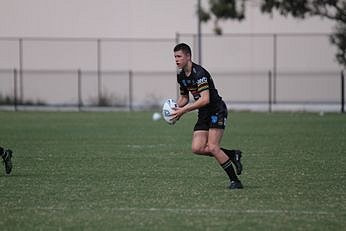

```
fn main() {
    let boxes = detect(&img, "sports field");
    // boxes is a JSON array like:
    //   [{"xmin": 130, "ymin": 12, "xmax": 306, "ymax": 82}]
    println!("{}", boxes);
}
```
[{"xmin": 0, "ymin": 111, "xmax": 345, "ymax": 230}]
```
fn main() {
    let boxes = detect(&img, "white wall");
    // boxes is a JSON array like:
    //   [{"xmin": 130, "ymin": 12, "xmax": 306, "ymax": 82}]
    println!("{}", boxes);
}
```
[
  {"xmin": 0, "ymin": 0, "xmax": 335, "ymax": 38},
  {"xmin": 0, "ymin": 0, "xmax": 342, "ymax": 107}
]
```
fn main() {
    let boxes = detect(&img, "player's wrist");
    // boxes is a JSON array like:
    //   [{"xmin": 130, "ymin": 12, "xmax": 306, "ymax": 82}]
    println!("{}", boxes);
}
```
[{"xmin": 183, "ymin": 104, "xmax": 193, "ymax": 114}]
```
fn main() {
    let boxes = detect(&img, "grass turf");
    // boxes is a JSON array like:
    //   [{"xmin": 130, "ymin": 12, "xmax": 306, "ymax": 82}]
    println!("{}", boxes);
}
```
[{"xmin": 0, "ymin": 111, "xmax": 345, "ymax": 230}]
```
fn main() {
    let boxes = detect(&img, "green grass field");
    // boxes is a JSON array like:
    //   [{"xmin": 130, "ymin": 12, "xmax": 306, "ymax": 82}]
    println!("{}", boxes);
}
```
[{"xmin": 0, "ymin": 111, "xmax": 345, "ymax": 230}]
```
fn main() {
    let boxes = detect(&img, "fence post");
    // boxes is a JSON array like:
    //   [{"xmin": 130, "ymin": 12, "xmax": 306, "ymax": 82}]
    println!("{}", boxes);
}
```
[
  {"xmin": 197, "ymin": 0, "xmax": 202, "ymax": 66},
  {"xmin": 268, "ymin": 70, "xmax": 272, "ymax": 112},
  {"xmin": 77, "ymin": 69, "xmax": 82, "ymax": 111},
  {"xmin": 19, "ymin": 38, "xmax": 23, "ymax": 104},
  {"xmin": 97, "ymin": 39, "xmax": 102, "ymax": 105},
  {"xmin": 273, "ymin": 34, "xmax": 277, "ymax": 104},
  {"xmin": 175, "ymin": 32, "xmax": 180, "ymax": 44},
  {"xmin": 129, "ymin": 70, "xmax": 133, "ymax": 111},
  {"xmin": 342, "ymin": 70, "xmax": 345, "ymax": 113},
  {"xmin": 13, "ymin": 68, "xmax": 18, "ymax": 112}
]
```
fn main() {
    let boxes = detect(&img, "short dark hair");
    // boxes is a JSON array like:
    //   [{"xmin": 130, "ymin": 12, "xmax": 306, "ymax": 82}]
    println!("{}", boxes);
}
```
[{"xmin": 174, "ymin": 43, "xmax": 191, "ymax": 56}]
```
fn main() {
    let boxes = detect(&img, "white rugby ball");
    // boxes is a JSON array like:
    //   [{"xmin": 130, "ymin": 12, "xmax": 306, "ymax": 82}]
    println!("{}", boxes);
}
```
[
  {"xmin": 152, "ymin": 112, "xmax": 161, "ymax": 121},
  {"xmin": 162, "ymin": 99, "xmax": 178, "ymax": 124}
]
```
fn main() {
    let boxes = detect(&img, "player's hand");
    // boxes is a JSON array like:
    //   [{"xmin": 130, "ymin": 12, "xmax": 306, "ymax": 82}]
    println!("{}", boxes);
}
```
[{"xmin": 170, "ymin": 107, "xmax": 184, "ymax": 121}]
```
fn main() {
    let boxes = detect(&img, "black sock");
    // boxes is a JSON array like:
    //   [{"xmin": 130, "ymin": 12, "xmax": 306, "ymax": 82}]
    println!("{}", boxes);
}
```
[
  {"xmin": 221, "ymin": 159, "xmax": 239, "ymax": 182},
  {"xmin": 221, "ymin": 148, "xmax": 235, "ymax": 160}
]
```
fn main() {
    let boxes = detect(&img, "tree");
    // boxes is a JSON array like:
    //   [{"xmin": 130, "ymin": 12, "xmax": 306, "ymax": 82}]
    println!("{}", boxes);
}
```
[{"xmin": 199, "ymin": 0, "xmax": 346, "ymax": 67}]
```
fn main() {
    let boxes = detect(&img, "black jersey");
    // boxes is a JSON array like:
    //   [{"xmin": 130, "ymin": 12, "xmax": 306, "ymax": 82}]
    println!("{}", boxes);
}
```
[{"xmin": 177, "ymin": 62, "xmax": 223, "ymax": 111}]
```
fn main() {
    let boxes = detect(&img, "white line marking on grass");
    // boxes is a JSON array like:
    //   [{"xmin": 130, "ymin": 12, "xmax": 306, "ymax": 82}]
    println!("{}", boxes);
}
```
[
  {"xmin": 108, "ymin": 207, "xmax": 331, "ymax": 215},
  {"xmin": 7, "ymin": 207, "xmax": 335, "ymax": 216},
  {"xmin": 127, "ymin": 144, "xmax": 168, "ymax": 149}
]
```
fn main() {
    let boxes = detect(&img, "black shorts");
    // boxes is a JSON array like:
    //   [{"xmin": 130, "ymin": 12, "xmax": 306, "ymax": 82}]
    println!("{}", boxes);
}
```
[{"xmin": 194, "ymin": 101, "xmax": 228, "ymax": 131}]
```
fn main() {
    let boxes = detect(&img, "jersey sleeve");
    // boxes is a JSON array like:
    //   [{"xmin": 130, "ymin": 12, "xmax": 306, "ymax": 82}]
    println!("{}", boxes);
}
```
[{"xmin": 196, "ymin": 72, "xmax": 209, "ymax": 93}]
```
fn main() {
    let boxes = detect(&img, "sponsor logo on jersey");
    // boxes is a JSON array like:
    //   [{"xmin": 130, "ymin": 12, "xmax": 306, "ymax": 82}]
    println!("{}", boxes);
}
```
[{"xmin": 197, "ymin": 77, "xmax": 208, "ymax": 85}]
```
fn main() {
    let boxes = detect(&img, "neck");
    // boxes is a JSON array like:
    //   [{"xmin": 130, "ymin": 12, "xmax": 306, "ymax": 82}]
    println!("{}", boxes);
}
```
[{"xmin": 183, "ymin": 61, "xmax": 192, "ymax": 76}]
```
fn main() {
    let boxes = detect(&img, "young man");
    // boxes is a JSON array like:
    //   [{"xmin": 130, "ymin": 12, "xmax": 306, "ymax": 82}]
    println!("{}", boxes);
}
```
[
  {"xmin": 0, "ymin": 146, "xmax": 13, "ymax": 174},
  {"xmin": 171, "ymin": 43, "xmax": 243, "ymax": 189}
]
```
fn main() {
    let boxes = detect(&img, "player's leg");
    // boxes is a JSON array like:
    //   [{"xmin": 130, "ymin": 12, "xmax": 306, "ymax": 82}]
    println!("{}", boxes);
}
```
[
  {"xmin": 191, "ymin": 130, "xmax": 242, "ymax": 189},
  {"xmin": 221, "ymin": 148, "xmax": 243, "ymax": 175},
  {"xmin": 208, "ymin": 129, "xmax": 243, "ymax": 189},
  {"xmin": 216, "ymin": 101, "xmax": 243, "ymax": 175},
  {"xmin": 191, "ymin": 130, "xmax": 212, "ymax": 156},
  {"xmin": 1, "ymin": 146, "xmax": 13, "ymax": 174},
  {"xmin": 191, "ymin": 110, "xmax": 213, "ymax": 156},
  {"xmin": 205, "ymin": 128, "xmax": 228, "ymax": 164},
  {"xmin": 191, "ymin": 131, "xmax": 236, "ymax": 163},
  {"xmin": 191, "ymin": 119, "xmax": 242, "ymax": 170},
  {"xmin": 191, "ymin": 131, "xmax": 227, "ymax": 158}
]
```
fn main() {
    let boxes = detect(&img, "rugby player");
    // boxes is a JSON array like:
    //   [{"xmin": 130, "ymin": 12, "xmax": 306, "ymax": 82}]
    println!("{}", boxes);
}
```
[
  {"xmin": 171, "ymin": 43, "xmax": 243, "ymax": 189},
  {"xmin": 1, "ymin": 146, "xmax": 13, "ymax": 174}
]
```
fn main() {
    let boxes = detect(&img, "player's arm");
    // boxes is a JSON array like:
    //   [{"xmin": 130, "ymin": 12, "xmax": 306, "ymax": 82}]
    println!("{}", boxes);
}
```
[
  {"xmin": 177, "ymin": 94, "xmax": 189, "ymax": 108},
  {"xmin": 181, "ymin": 90, "xmax": 209, "ymax": 113},
  {"xmin": 172, "ymin": 90, "xmax": 209, "ymax": 119}
]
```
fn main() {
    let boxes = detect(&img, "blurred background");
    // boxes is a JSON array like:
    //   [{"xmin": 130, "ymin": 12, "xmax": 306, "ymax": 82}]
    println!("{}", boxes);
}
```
[{"xmin": 0, "ymin": 0, "xmax": 344, "ymax": 112}]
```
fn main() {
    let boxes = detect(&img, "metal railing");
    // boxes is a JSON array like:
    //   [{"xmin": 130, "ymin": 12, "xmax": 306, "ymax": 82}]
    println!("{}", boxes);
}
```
[
  {"xmin": 0, "ymin": 36, "xmax": 176, "ymax": 105},
  {"xmin": 0, "ymin": 34, "xmax": 344, "ymax": 112},
  {"xmin": 0, "ymin": 68, "xmax": 344, "ymax": 112}
]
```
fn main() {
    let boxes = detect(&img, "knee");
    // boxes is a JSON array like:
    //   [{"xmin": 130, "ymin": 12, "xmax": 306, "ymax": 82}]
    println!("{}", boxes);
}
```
[
  {"xmin": 207, "ymin": 143, "xmax": 220, "ymax": 155},
  {"xmin": 191, "ymin": 144, "xmax": 206, "ymax": 155}
]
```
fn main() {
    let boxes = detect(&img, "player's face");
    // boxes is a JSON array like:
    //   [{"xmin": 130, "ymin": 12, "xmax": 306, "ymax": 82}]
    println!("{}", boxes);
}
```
[{"xmin": 174, "ymin": 50, "xmax": 190, "ymax": 69}]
